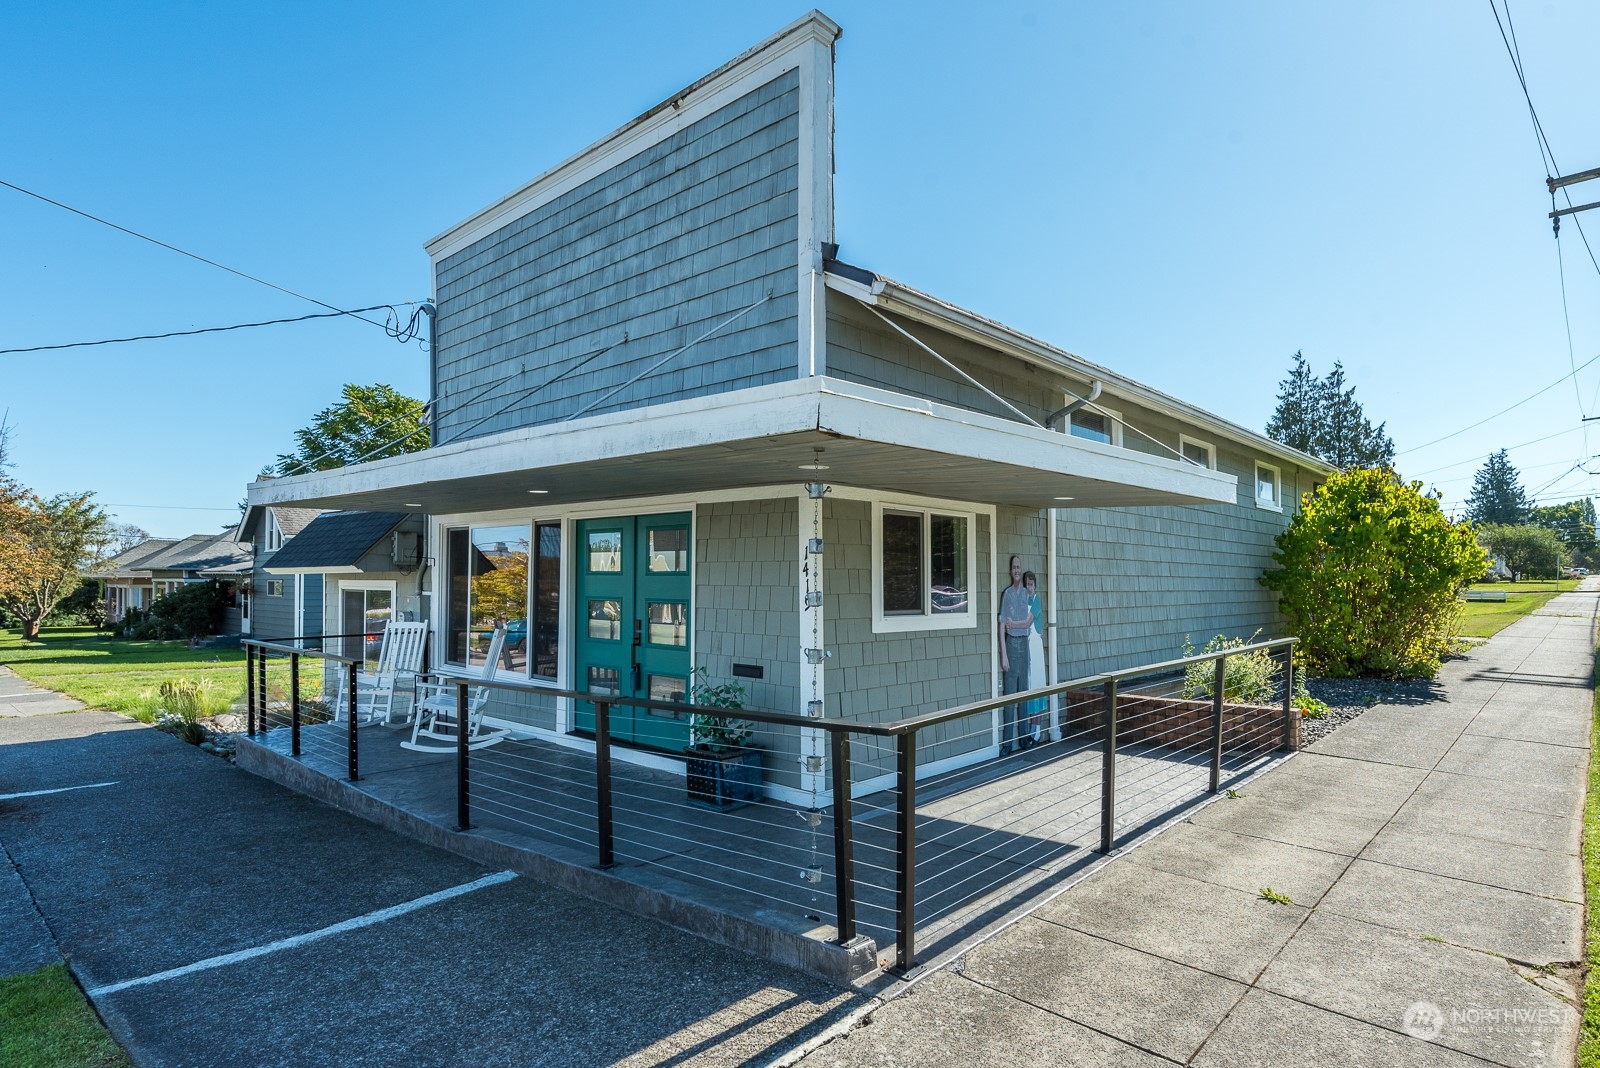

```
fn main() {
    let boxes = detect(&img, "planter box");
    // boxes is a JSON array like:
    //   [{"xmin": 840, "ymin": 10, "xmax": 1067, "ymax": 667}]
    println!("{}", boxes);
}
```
[{"xmin": 684, "ymin": 746, "xmax": 763, "ymax": 810}]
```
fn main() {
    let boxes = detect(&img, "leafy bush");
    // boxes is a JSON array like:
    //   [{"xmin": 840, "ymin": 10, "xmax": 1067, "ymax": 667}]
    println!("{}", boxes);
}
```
[
  {"xmin": 126, "ymin": 581, "xmax": 228, "ymax": 641},
  {"xmin": 1261, "ymin": 468, "xmax": 1487, "ymax": 678},
  {"xmin": 43, "ymin": 579, "xmax": 105, "ymax": 628},
  {"xmin": 1182, "ymin": 631, "xmax": 1279, "ymax": 704},
  {"xmin": 687, "ymin": 667, "xmax": 752, "ymax": 753},
  {"xmin": 1479, "ymin": 523, "xmax": 1566, "ymax": 580}
]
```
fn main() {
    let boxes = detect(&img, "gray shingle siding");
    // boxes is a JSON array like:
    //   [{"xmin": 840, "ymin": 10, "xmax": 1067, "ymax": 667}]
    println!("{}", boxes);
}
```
[
  {"xmin": 825, "ymin": 500, "xmax": 993, "ymax": 783},
  {"xmin": 251, "ymin": 570, "xmax": 296, "ymax": 640},
  {"xmin": 433, "ymin": 69, "xmax": 801, "ymax": 441},
  {"xmin": 695, "ymin": 498, "xmax": 802, "ymax": 790}
]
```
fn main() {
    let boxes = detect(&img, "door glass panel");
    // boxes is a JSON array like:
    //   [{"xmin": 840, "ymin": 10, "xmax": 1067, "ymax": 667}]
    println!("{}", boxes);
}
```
[
  {"xmin": 646, "ymin": 602, "xmax": 688, "ymax": 646},
  {"xmin": 363, "ymin": 590, "xmax": 392, "ymax": 671},
  {"xmin": 648, "ymin": 674, "xmax": 687, "ymax": 716},
  {"xmin": 587, "ymin": 600, "xmax": 622, "ymax": 640},
  {"xmin": 469, "ymin": 525, "xmax": 529, "ymax": 673},
  {"xmin": 587, "ymin": 666, "xmax": 620, "ymax": 696},
  {"xmin": 587, "ymin": 531, "xmax": 622, "ymax": 573},
  {"xmin": 647, "ymin": 528, "xmax": 688, "ymax": 573}
]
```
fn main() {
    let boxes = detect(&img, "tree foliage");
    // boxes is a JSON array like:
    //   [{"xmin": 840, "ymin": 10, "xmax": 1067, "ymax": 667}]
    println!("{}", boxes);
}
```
[
  {"xmin": 1529, "ymin": 498, "xmax": 1597, "ymax": 554},
  {"xmin": 0, "ymin": 486, "xmax": 115, "ymax": 641},
  {"xmin": 277, "ymin": 383, "xmax": 428, "ymax": 475},
  {"xmin": 1464, "ymin": 450, "xmax": 1530, "ymax": 526},
  {"xmin": 1261, "ymin": 468, "xmax": 1486, "ymax": 678},
  {"xmin": 1265, "ymin": 351, "xmax": 1395, "ymax": 468},
  {"xmin": 1479, "ymin": 524, "xmax": 1566, "ymax": 580}
]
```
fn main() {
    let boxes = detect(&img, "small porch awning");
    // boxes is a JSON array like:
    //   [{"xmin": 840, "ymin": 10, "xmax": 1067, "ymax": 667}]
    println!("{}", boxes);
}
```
[
  {"xmin": 261, "ymin": 511, "xmax": 409, "ymax": 575},
  {"xmin": 246, "ymin": 377, "xmax": 1236, "ymax": 515}
]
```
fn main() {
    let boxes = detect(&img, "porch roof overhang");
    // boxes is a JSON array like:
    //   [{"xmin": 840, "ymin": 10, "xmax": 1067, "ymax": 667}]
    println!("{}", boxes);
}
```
[{"xmin": 245, "ymin": 377, "xmax": 1237, "ymax": 515}]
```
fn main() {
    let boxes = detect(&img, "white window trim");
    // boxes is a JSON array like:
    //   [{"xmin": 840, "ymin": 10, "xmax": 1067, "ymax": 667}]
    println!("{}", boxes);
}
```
[
  {"xmin": 265, "ymin": 511, "xmax": 284, "ymax": 552},
  {"xmin": 1067, "ymin": 403, "xmax": 1123, "ymax": 447},
  {"xmin": 1255, "ymin": 462, "xmax": 1282, "ymax": 511},
  {"xmin": 871, "ymin": 499, "xmax": 979, "ymax": 634},
  {"xmin": 1178, "ymin": 434, "xmax": 1216, "ymax": 470}
]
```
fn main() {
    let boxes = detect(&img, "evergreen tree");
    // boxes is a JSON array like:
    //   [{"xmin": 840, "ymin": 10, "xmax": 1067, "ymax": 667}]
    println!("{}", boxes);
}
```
[
  {"xmin": 1265, "ymin": 351, "xmax": 1321, "ymax": 455},
  {"xmin": 1464, "ymin": 450, "xmax": 1531, "ymax": 526},
  {"xmin": 1266, "ymin": 353, "xmax": 1394, "ymax": 468}
]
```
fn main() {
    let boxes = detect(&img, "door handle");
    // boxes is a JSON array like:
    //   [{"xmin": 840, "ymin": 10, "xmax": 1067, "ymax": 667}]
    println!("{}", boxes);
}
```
[{"xmin": 631, "ymin": 662, "xmax": 642, "ymax": 692}]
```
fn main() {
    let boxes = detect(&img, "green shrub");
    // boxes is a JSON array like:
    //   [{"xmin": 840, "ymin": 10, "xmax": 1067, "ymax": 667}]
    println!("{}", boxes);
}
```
[
  {"xmin": 1182, "ymin": 631, "xmax": 1279, "ymax": 704},
  {"xmin": 1261, "ymin": 468, "xmax": 1487, "ymax": 678},
  {"xmin": 687, "ymin": 667, "xmax": 752, "ymax": 753},
  {"xmin": 128, "ymin": 581, "xmax": 228, "ymax": 641}
]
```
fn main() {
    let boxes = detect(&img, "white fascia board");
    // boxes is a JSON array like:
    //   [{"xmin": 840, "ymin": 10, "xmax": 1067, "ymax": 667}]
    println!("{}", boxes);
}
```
[
  {"xmin": 263, "ymin": 565, "xmax": 360, "ymax": 576},
  {"xmin": 871, "ymin": 282, "xmax": 1335, "ymax": 476},
  {"xmin": 822, "ymin": 271, "xmax": 883, "ymax": 303},
  {"xmin": 247, "ymin": 379, "xmax": 828, "ymax": 508},
  {"xmin": 815, "ymin": 380, "xmax": 1237, "ymax": 504},
  {"xmin": 425, "ymin": 12, "xmax": 842, "ymax": 264}
]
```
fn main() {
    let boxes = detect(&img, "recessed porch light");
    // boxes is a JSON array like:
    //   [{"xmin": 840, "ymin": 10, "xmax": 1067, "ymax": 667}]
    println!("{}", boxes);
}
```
[
  {"xmin": 1054, "ymin": 496, "xmax": 1075, "ymax": 501},
  {"xmin": 798, "ymin": 462, "xmax": 830, "ymax": 471},
  {"xmin": 528, "ymin": 489, "xmax": 550, "ymax": 494},
  {"xmin": 404, "ymin": 503, "xmax": 423, "ymax": 508}
]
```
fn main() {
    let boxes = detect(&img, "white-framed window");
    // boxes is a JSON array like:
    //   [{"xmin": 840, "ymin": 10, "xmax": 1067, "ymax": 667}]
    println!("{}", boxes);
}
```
[
  {"xmin": 1067, "ymin": 405, "xmax": 1122, "ymax": 447},
  {"xmin": 266, "ymin": 579, "xmax": 285, "ymax": 597},
  {"xmin": 872, "ymin": 502, "xmax": 977, "ymax": 633},
  {"xmin": 444, "ymin": 520, "xmax": 562, "ymax": 680},
  {"xmin": 1255, "ymin": 463, "xmax": 1282, "ymax": 511},
  {"xmin": 1179, "ymin": 434, "xmax": 1216, "ymax": 469},
  {"xmin": 265, "ymin": 512, "xmax": 284, "ymax": 552}
]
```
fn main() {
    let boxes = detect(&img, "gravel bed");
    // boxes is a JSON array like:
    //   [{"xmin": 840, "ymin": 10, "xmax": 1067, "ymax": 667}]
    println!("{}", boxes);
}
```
[{"xmin": 1298, "ymin": 674, "xmax": 1444, "ymax": 748}]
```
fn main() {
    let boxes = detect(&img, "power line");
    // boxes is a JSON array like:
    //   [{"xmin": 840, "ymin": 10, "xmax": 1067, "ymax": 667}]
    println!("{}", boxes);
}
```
[
  {"xmin": 1396, "ymin": 348, "xmax": 1600, "ymax": 456},
  {"xmin": 0, "ymin": 177, "xmax": 422, "ymax": 338},
  {"xmin": 1410, "ymin": 425, "xmax": 1582, "ymax": 478},
  {"xmin": 0, "ymin": 304, "xmax": 416, "ymax": 355}
]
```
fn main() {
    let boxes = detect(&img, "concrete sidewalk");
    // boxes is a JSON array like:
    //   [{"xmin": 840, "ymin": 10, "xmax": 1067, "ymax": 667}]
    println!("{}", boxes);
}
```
[
  {"xmin": 799, "ymin": 582, "xmax": 1597, "ymax": 1067},
  {"xmin": 0, "ymin": 663, "xmax": 84, "ymax": 717}
]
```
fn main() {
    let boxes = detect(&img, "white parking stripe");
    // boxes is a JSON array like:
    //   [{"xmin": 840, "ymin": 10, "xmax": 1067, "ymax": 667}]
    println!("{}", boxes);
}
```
[
  {"xmin": 0, "ymin": 781, "xmax": 118, "ymax": 801},
  {"xmin": 87, "ymin": 870, "xmax": 517, "ymax": 997}
]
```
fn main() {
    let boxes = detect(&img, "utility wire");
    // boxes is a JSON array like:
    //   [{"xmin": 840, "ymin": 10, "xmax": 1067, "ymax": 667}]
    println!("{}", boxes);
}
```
[
  {"xmin": 1411, "ymin": 425, "xmax": 1582, "ymax": 478},
  {"xmin": 0, "ymin": 177, "xmax": 421, "ymax": 337},
  {"xmin": 1397, "ymin": 349, "xmax": 1600, "ymax": 456},
  {"xmin": 0, "ymin": 304, "xmax": 414, "ymax": 355}
]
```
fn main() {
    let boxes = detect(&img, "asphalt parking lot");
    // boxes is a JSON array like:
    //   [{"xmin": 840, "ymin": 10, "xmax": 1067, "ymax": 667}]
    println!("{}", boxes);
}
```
[{"xmin": 0, "ymin": 711, "xmax": 858, "ymax": 1067}]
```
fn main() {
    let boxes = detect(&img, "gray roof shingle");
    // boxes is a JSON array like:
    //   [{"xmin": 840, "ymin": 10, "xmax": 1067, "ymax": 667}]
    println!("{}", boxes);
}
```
[{"xmin": 262, "ymin": 512, "xmax": 408, "ymax": 571}]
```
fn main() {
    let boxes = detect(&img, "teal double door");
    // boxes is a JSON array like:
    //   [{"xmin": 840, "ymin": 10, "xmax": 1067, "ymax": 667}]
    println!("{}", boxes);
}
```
[{"xmin": 573, "ymin": 512, "xmax": 693, "ymax": 752}]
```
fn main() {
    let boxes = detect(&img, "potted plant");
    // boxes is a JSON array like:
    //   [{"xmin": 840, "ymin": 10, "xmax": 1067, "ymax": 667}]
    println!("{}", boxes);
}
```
[{"xmin": 684, "ymin": 667, "xmax": 762, "ymax": 810}]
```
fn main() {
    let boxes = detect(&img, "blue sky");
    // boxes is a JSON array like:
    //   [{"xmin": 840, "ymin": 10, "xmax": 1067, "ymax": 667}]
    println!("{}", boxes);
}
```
[{"xmin": 4, "ymin": 2, "xmax": 1597, "ymax": 536}]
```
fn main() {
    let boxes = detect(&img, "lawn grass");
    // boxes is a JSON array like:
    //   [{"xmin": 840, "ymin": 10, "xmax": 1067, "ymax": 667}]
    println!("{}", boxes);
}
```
[
  {"xmin": 1455, "ymin": 580, "xmax": 1579, "ymax": 640},
  {"xmin": 0, "ymin": 965, "xmax": 130, "ymax": 1068},
  {"xmin": 0, "ymin": 626, "xmax": 247, "ymax": 715},
  {"xmin": 1580, "ymin": 648, "xmax": 1600, "ymax": 1067}
]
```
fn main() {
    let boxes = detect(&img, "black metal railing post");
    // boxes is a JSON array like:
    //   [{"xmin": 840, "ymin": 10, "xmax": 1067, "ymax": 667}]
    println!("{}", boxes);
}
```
[
  {"xmin": 1100, "ymin": 677, "xmax": 1118, "ymax": 853},
  {"xmin": 893, "ymin": 730, "xmax": 918, "ymax": 974},
  {"xmin": 829, "ymin": 729, "xmax": 857, "ymax": 945},
  {"xmin": 455, "ymin": 681, "xmax": 470, "ymax": 830},
  {"xmin": 595, "ymin": 700, "xmax": 614, "ymax": 869},
  {"xmin": 289, "ymin": 651, "xmax": 301, "ymax": 757},
  {"xmin": 346, "ymin": 661, "xmax": 360, "ymax": 781},
  {"xmin": 245, "ymin": 646, "xmax": 256, "ymax": 737},
  {"xmin": 1209, "ymin": 653, "xmax": 1226, "ymax": 793},
  {"xmin": 1279, "ymin": 650, "xmax": 1296, "ymax": 752}
]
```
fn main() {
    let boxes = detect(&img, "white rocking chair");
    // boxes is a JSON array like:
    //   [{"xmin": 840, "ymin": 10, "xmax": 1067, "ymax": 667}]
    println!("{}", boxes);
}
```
[
  {"xmin": 403, "ymin": 627, "xmax": 512, "ymax": 753},
  {"xmin": 336, "ymin": 621, "xmax": 428, "ymax": 726}
]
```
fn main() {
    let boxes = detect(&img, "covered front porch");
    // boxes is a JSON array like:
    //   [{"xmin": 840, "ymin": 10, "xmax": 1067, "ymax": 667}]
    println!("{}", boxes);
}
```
[{"xmin": 238, "ymin": 637, "xmax": 1299, "ymax": 983}]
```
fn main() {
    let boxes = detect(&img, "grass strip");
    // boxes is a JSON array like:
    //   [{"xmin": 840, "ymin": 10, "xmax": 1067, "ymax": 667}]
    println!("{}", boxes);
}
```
[
  {"xmin": 1581, "ymin": 647, "xmax": 1600, "ymax": 1067},
  {"xmin": 0, "ymin": 965, "xmax": 130, "ymax": 1068}
]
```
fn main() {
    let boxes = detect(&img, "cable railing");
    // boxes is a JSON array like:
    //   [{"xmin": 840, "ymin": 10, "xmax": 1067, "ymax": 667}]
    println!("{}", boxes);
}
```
[{"xmin": 240, "ymin": 635, "xmax": 1299, "ymax": 977}]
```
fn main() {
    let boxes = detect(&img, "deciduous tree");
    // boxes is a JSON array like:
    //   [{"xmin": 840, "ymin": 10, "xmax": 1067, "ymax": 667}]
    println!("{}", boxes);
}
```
[
  {"xmin": 1261, "ymin": 468, "xmax": 1486, "ymax": 678},
  {"xmin": 1479, "ymin": 524, "xmax": 1567, "ymax": 580},
  {"xmin": 0, "ymin": 488, "xmax": 115, "ymax": 641},
  {"xmin": 277, "ymin": 383, "xmax": 428, "ymax": 475},
  {"xmin": 1529, "ymin": 498, "xmax": 1597, "ymax": 554}
]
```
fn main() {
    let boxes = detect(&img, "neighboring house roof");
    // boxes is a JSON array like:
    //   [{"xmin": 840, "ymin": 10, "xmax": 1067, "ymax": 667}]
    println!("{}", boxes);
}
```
[
  {"xmin": 133, "ymin": 532, "xmax": 253, "ymax": 576},
  {"xmin": 85, "ymin": 539, "xmax": 181, "ymax": 581},
  {"xmin": 262, "ymin": 512, "xmax": 408, "ymax": 573},
  {"xmin": 273, "ymin": 507, "xmax": 324, "ymax": 538}
]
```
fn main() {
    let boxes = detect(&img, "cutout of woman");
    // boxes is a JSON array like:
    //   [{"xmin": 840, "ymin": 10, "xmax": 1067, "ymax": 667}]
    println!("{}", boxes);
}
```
[{"xmin": 1023, "ymin": 571, "xmax": 1047, "ymax": 743}]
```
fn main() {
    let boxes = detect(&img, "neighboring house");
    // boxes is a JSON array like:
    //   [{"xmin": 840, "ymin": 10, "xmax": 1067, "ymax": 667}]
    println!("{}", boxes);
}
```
[
  {"xmin": 236, "ymin": 493, "xmax": 326, "ymax": 640},
  {"xmin": 256, "ymin": 510, "xmax": 425, "ymax": 660},
  {"xmin": 246, "ymin": 14, "xmax": 1334, "ymax": 804},
  {"xmin": 90, "ymin": 535, "xmax": 252, "ymax": 626},
  {"xmin": 88, "ymin": 539, "xmax": 180, "ymax": 621}
]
